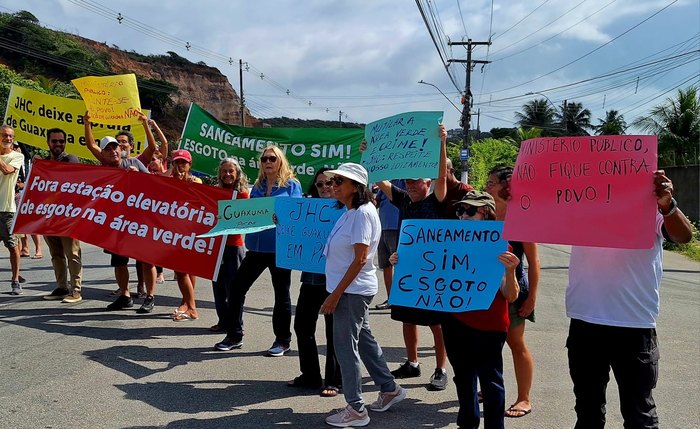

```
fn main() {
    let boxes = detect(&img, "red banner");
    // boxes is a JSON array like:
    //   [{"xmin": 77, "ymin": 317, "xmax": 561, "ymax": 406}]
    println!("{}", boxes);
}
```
[{"xmin": 13, "ymin": 160, "xmax": 232, "ymax": 279}]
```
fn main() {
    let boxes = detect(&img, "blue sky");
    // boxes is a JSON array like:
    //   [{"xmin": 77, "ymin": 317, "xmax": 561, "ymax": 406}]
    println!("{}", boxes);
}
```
[{"xmin": 2, "ymin": 0, "xmax": 698, "ymax": 132}]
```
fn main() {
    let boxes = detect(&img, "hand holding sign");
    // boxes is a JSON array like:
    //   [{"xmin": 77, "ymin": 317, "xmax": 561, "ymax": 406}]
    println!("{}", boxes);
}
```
[{"xmin": 72, "ymin": 74, "xmax": 142, "ymax": 125}]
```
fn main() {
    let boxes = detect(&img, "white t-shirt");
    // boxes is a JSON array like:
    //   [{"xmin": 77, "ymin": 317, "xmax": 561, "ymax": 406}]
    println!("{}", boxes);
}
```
[
  {"xmin": 325, "ymin": 202, "xmax": 381, "ymax": 296},
  {"xmin": 566, "ymin": 212, "xmax": 665, "ymax": 328}
]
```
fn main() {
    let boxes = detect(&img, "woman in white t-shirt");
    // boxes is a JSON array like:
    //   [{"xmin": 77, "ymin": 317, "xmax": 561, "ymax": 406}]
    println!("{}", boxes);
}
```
[{"xmin": 319, "ymin": 163, "xmax": 406, "ymax": 427}]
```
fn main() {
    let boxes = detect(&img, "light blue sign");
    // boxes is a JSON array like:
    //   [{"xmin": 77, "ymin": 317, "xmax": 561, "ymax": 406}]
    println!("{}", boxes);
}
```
[
  {"xmin": 361, "ymin": 111, "xmax": 444, "ymax": 183},
  {"xmin": 275, "ymin": 198, "xmax": 345, "ymax": 273},
  {"xmin": 390, "ymin": 219, "xmax": 507, "ymax": 312},
  {"xmin": 199, "ymin": 197, "xmax": 276, "ymax": 237}
]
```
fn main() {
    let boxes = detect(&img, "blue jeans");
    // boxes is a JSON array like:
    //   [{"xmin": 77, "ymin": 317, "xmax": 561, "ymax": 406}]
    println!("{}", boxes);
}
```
[
  {"xmin": 226, "ymin": 251, "xmax": 292, "ymax": 345},
  {"xmin": 442, "ymin": 316, "xmax": 507, "ymax": 429},
  {"xmin": 333, "ymin": 293, "xmax": 396, "ymax": 411},
  {"xmin": 567, "ymin": 319, "xmax": 660, "ymax": 429},
  {"xmin": 212, "ymin": 245, "xmax": 244, "ymax": 330}
]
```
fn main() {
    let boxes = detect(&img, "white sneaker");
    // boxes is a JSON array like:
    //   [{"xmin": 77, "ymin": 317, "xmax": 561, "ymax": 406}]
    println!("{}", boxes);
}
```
[
  {"xmin": 325, "ymin": 405, "xmax": 370, "ymax": 427},
  {"xmin": 266, "ymin": 342, "xmax": 290, "ymax": 357},
  {"xmin": 368, "ymin": 385, "xmax": 407, "ymax": 412}
]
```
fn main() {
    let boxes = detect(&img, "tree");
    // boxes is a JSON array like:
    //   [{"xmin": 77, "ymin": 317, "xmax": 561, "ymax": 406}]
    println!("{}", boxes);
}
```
[
  {"xmin": 555, "ymin": 101, "xmax": 592, "ymax": 136},
  {"xmin": 632, "ymin": 86, "xmax": 700, "ymax": 166},
  {"xmin": 467, "ymin": 138, "xmax": 520, "ymax": 190},
  {"xmin": 514, "ymin": 99, "xmax": 557, "ymax": 135},
  {"xmin": 594, "ymin": 110, "xmax": 627, "ymax": 135}
]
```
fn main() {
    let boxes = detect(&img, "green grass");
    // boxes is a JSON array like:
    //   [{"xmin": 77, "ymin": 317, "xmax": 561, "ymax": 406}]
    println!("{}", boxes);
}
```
[{"xmin": 664, "ymin": 221, "xmax": 700, "ymax": 262}]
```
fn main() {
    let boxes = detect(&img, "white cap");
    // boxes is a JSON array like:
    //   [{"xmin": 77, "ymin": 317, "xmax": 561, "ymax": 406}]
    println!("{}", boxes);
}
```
[
  {"xmin": 99, "ymin": 136, "xmax": 118, "ymax": 150},
  {"xmin": 326, "ymin": 163, "xmax": 369, "ymax": 186}
]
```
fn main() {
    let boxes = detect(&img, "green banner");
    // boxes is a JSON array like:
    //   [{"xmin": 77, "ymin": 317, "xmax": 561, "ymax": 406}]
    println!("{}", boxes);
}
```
[{"xmin": 180, "ymin": 103, "xmax": 364, "ymax": 190}]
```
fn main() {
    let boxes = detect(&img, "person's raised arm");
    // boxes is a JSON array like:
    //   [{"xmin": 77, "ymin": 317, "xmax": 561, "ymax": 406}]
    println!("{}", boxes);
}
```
[
  {"xmin": 375, "ymin": 180, "xmax": 393, "ymax": 201},
  {"xmin": 138, "ymin": 112, "xmax": 157, "ymax": 161},
  {"xmin": 518, "ymin": 242, "xmax": 540, "ymax": 317},
  {"xmin": 433, "ymin": 124, "xmax": 448, "ymax": 202},
  {"xmin": 150, "ymin": 119, "xmax": 169, "ymax": 161},
  {"xmin": 498, "ymin": 251, "xmax": 520, "ymax": 303},
  {"xmin": 83, "ymin": 111, "xmax": 102, "ymax": 160},
  {"xmin": 654, "ymin": 170, "xmax": 693, "ymax": 244},
  {"xmin": 319, "ymin": 242, "xmax": 370, "ymax": 314}
]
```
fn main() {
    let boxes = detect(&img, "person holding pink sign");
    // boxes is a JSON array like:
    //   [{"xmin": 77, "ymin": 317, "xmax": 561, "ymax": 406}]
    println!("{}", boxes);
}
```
[
  {"xmin": 565, "ymin": 171, "xmax": 692, "ymax": 429},
  {"xmin": 485, "ymin": 165, "xmax": 540, "ymax": 419}
]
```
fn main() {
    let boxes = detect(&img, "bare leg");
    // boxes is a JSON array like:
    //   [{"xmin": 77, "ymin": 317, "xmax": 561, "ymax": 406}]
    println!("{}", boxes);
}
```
[
  {"xmin": 9, "ymin": 244, "xmax": 20, "ymax": 281},
  {"xmin": 31, "ymin": 234, "xmax": 42, "ymax": 257},
  {"xmin": 403, "ymin": 323, "xmax": 419, "ymax": 363},
  {"xmin": 141, "ymin": 262, "xmax": 156, "ymax": 296},
  {"xmin": 382, "ymin": 265, "xmax": 393, "ymax": 295},
  {"xmin": 114, "ymin": 266, "xmax": 130, "ymax": 297},
  {"xmin": 175, "ymin": 272, "xmax": 197, "ymax": 319},
  {"xmin": 505, "ymin": 322, "xmax": 533, "ymax": 415},
  {"xmin": 430, "ymin": 324, "xmax": 447, "ymax": 369}
]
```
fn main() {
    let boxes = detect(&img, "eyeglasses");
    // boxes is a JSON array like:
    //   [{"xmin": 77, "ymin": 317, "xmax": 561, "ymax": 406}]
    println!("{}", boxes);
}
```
[
  {"xmin": 50, "ymin": 139, "xmax": 66, "ymax": 143},
  {"xmin": 1, "ymin": 133, "xmax": 14, "ymax": 138},
  {"xmin": 456, "ymin": 205, "xmax": 479, "ymax": 217},
  {"xmin": 260, "ymin": 155, "xmax": 278, "ymax": 163},
  {"xmin": 331, "ymin": 176, "xmax": 346, "ymax": 186},
  {"xmin": 315, "ymin": 180, "xmax": 333, "ymax": 188}
]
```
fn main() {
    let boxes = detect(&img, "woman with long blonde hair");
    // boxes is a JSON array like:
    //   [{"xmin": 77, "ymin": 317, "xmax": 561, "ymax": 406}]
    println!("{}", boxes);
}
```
[{"xmin": 214, "ymin": 145, "xmax": 302, "ymax": 355}]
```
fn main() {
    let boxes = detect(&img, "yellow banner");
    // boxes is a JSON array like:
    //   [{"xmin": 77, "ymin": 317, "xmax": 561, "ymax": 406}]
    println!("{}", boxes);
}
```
[
  {"xmin": 3, "ymin": 85, "xmax": 150, "ymax": 159},
  {"xmin": 71, "ymin": 73, "xmax": 142, "ymax": 125}
]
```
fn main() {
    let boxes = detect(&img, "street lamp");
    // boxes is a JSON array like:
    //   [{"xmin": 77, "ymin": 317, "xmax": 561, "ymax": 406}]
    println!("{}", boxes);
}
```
[{"xmin": 418, "ymin": 80, "xmax": 461, "ymax": 112}]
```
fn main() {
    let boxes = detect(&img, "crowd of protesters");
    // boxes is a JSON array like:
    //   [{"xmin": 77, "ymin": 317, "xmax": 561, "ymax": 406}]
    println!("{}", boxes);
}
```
[{"xmin": 1, "ymin": 114, "xmax": 693, "ymax": 429}]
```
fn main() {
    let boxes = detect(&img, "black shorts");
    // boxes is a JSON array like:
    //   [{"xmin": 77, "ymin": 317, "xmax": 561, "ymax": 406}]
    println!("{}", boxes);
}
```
[
  {"xmin": 104, "ymin": 249, "xmax": 129, "ymax": 267},
  {"xmin": 391, "ymin": 305, "xmax": 444, "ymax": 326}
]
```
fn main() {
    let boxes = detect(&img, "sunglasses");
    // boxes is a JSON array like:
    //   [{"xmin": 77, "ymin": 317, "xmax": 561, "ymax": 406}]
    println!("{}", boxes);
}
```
[
  {"xmin": 260, "ymin": 155, "xmax": 278, "ymax": 163},
  {"xmin": 50, "ymin": 139, "xmax": 66, "ymax": 143},
  {"xmin": 315, "ymin": 180, "xmax": 333, "ymax": 188},
  {"xmin": 456, "ymin": 205, "xmax": 480, "ymax": 217},
  {"xmin": 331, "ymin": 176, "xmax": 346, "ymax": 186}
]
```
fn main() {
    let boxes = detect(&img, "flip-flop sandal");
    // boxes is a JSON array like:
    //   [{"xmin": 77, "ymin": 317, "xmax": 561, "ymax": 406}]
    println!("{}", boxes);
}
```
[
  {"xmin": 173, "ymin": 312, "xmax": 197, "ymax": 322},
  {"xmin": 320, "ymin": 386, "xmax": 340, "ymax": 397},
  {"xmin": 31, "ymin": 254, "xmax": 43, "ymax": 259},
  {"xmin": 505, "ymin": 405, "xmax": 532, "ymax": 418}
]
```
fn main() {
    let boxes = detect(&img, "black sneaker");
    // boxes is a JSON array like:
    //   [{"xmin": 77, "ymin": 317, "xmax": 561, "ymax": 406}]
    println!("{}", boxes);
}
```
[
  {"xmin": 215, "ymin": 337, "xmax": 243, "ymax": 351},
  {"xmin": 428, "ymin": 368, "xmax": 448, "ymax": 391},
  {"xmin": 136, "ymin": 295, "xmax": 155, "ymax": 313},
  {"xmin": 44, "ymin": 287, "xmax": 70, "ymax": 300},
  {"xmin": 106, "ymin": 294, "xmax": 134, "ymax": 310},
  {"xmin": 391, "ymin": 360, "xmax": 421, "ymax": 379},
  {"xmin": 9, "ymin": 280, "xmax": 22, "ymax": 295}
]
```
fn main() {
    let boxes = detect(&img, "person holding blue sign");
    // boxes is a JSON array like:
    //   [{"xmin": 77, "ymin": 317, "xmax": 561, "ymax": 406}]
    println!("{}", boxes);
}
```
[
  {"xmin": 215, "ymin": 145, "xmax": 302, "ymax": 355},
  {"xmin": 373, "ymin": 124, "xmax": 450, "ymax": 392},
  {"xmin": 287, "ymin": 168, "xmax": 342, "ymax": 397},
  {"xmin": 210, "ymin": 158, "xmax": 249, "ymax": 332},
  {"xmin": 439, "ymin": 190, "xmax": 520, "ymax": 429},
  {"xmin": 319, "ymin": 163, "xmax": 406, "ymax": 427}
]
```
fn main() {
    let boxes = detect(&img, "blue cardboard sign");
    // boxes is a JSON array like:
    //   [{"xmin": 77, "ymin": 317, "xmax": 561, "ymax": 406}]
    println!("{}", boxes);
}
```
[
  {"xmin": 361, "ymin": 111, "xmax": 444, "ymax": 183},
  {"xmin": 390, "ymin": 219, "xmax": 508, "ymax": 312},
  {"xmin": 275, "ymin": 197, "xmax": 345, "ymax": 273}
]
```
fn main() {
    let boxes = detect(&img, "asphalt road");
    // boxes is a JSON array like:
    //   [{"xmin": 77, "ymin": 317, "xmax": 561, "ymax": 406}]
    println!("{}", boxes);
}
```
[{"xmin": 0, "ymin": 242, "xmax": 698, "ymax": 429}]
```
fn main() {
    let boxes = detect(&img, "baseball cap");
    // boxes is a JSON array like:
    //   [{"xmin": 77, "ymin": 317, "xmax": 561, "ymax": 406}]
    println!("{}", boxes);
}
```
[
  {"xmin": 454, "ymin": 190, "xmax": 496, "ymax": 212},
  {"xmin": 171, "ymin": 149, "xmax": 192, "ymax": 163},
  {"xmin": 99, "ymin": 136, "xmax": 118, "ymax": 150},
  {"xmin": 325, "ymin": 163, "xmax": 369, "ymax": 186}
]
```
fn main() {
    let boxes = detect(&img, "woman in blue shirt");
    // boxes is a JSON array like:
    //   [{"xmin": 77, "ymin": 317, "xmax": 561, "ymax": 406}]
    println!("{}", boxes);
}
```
[{"xmin": 214, "ymin": 145, "xmax": 302, "ymax": 356}]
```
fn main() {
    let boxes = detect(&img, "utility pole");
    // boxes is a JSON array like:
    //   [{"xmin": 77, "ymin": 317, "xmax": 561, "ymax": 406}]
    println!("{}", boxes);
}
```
[
  {"xmin": 239, "ymin": 59, "xmax": 245, "ymax": 127},
  {"xmin": 339, "ymin": 110, "xmax": 343, "ymax": 128},
  {"xmin": 448, "ymin": 39, "xmax": 491, "ymax": 184}
]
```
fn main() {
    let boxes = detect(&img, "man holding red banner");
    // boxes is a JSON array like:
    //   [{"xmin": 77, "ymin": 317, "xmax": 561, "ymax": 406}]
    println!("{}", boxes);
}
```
[
  {"xmin": 37, "ymin": 128, "xmax": 84, "ymax": 303},
  {"xmin": 565, "ymin": 170, "xmax": 692, "ymax": 429},
  {"xmin": 84, "ymin": 114, "xmax": 154, "ymax": 312}
]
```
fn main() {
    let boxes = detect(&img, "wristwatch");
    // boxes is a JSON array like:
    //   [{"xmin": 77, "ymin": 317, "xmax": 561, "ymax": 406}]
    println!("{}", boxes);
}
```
[{"xmin": 659, "ymin": 198, "xmax": 677, "ymax": 217}]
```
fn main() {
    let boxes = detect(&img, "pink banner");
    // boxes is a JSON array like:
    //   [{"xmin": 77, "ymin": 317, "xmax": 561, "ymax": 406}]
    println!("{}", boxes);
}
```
[
  {"xmin": 13, "ymin": 160, "xmax": 232, "ymax": 279},
  {"xmin": 503, "ymin": 135, "xmax": 658, "ymax": 249}
]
